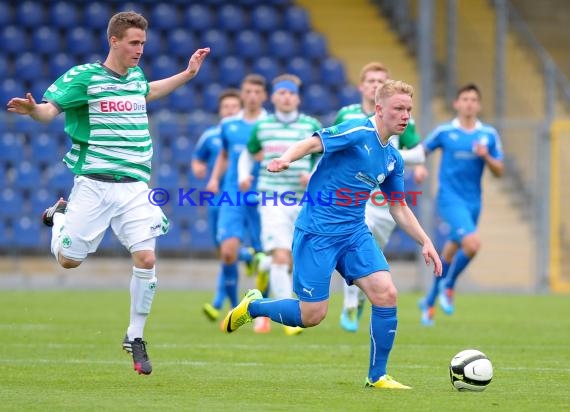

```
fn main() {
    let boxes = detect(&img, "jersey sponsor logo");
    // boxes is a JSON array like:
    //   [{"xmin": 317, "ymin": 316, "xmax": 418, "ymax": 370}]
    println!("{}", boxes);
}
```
[
  {"xmin": 355, "ymin": 172, "xmax": 377, "ymax": 188},
  {"xmin": 48, "ymin": 84, "xmax": 58, "ymax": 93},
  {"xmin": 99, "ymin": 100, "xmax": 146, "ymax": 112}
]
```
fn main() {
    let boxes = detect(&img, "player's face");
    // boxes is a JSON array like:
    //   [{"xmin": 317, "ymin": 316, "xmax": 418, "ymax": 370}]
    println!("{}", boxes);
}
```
[
  {"xmin": 360, "ymin": 70, "xmax": 389, "ymax": 104},
  {"xmin": 271, "ymin": 89, "xmax": 300, "ymax": 113},
  {"xmin": 241, "ymin": 83, "xmax": 267, "ymax": 111},
  {"xmin": 218, "ymin": 96, "xmax": 242, "ymax": 119},
  {"xmin": 377, "ymin": 93, "xmax": 412, "ymax": 135},
  {"xmin": 454, "ymin": 90, "xmax": 481, "ymax": 118},
  {"xmin": 111, "ymin": 28, "xmax": 146, "ymax": 69}
]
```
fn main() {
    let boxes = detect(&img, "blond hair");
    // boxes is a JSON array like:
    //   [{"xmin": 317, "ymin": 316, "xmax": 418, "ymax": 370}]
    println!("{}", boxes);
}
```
[
  {"xmin": 360, "ymin": 62, "xmax": 390, "ymax": 82},
  {"xmin": 375, "ymin": 79, "xmax": 414, "ymax": 103}
]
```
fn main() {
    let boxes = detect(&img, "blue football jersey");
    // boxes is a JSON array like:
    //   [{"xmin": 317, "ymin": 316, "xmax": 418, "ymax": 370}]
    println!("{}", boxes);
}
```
[
  {"xmin": 220, "ymin": 111, "xmax": 267, "ymax": 193},
  {"xmin": 424, "ymin": 118, "xmax": 504, "ymax": 204},
  {"xmin": 193, "ymin": 125, "xmax": 222, "ymax": 180},
  {"xmin": 295, "ymin": 117, "xmax": 405, "ymax": 235}
]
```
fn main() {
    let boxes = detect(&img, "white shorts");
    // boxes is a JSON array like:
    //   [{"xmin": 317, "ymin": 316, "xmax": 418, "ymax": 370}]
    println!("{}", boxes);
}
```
[
  {"xmin": 365, "ymin": 203, "xmax": 397, "ymax": 249},
  {"xmin": 259, "ymin": 203, "xmax": 302, "ymax": 252},
  {"xmin": 58, "ymin": 176, "xmax": 169, "ymax": 260}
]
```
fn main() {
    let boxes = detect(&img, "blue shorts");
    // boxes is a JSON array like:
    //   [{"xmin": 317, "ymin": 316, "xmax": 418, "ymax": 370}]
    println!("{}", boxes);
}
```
[
  {"xmin": 437, "ymin": 200, "xmax": 481, "ymax": 243},
  {"xmin": 216, "ymin": 203, "xmax": 262, "ymax": 251},
  {"xmin": 292, "ymin": 226, "xmax": 390, "ymax": 302}
]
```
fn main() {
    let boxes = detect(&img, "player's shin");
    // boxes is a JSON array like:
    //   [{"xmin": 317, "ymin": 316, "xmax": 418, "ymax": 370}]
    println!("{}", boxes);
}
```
[
  {"xmin": 128, "ymin": 266, "xmax": 157, "ymax": 340},
  {"xmin": 248, "ymin": 298, "xmax": 304, "ymax": 327},
  {"xmin": 368, "ymin": 306, "xmax": 397, "ymax": 382}
]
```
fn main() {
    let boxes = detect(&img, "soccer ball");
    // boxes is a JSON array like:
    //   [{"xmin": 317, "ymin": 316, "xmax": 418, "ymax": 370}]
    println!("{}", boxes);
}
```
[{"xmin": 449, "ymin": 349, "xmax": 493, "ymax": 392}]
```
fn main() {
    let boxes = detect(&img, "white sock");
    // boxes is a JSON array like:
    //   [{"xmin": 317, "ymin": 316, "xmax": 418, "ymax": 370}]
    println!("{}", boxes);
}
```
[
  {"xmin": 343, "ymin": 284, "xmax": 359, "ymax": 311},
  {"xmin": 269, "ymin": 263, "xmax": 292, "ymax": 299},
  {"xmin": 50, "ymin": 213, "xmax": 66, "ymax": 262},
  {"xmin": 259, "ymin": 254, "xmax": 272, "ymax": 273},
  {"xmin": 127, "ymin": 266, "xmax": 157, "ymax": 340}
]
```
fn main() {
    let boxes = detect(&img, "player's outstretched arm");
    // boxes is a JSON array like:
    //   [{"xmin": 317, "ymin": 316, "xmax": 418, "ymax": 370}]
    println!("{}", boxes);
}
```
[
  {"xmin": 147, "ymin": 48, "xmax": 210, "ymax": 102},
  {"xmin": 267, "ymin": 136, "xmax": 323, "ymax": 173},
  {"xmin": 7, "ymin": 93, "xmax": 59, "ymax": 123},
  {"xmin": 389, "ymin": 202, "xmax": 442, "ymax": 275}
]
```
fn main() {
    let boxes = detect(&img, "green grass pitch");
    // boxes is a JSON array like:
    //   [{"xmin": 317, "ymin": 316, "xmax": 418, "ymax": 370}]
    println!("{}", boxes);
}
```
[{"xmin": 1, "ymin": 290, "xmax": 568, "ymax": 411}]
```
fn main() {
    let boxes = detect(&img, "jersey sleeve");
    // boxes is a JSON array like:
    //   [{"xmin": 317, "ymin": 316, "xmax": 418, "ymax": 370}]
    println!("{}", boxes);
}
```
[
  {"xmin": 193, "ymin": 130, "xmax": 211, "ymax": 162},
  {"xmin": 488, "ymin": 128, "xmax": 504, "ymax": 161},
  {"xmin": 43, "ymin": 65, "xmax": 91, "ymax": 110},
  {"xmin": 315, "ymin": 120, "xmax": 364, "ymax": 154},
  {"xmin": 247, "ymin": 122, "xmax": 262, "ymax": 154},
  {"xmin": 399, "ymin": 119, "xmax": 422, "ymax": 149},
  {"xmin": 423, "ymin": 125, "xmax": 444, "ymax": 153}
]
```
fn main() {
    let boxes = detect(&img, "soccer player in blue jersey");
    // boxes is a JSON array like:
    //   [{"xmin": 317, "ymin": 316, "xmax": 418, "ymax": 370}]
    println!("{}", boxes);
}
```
[
  {"xmin": 221, "ymin": 80, "xmax": 442, "ymax": 389},
  {"xmin": 191, "ymin": 88, "xmax": 245, "ymax": 322},
  {"xmin": 417, "ymin": 83, "xmax": 504, "ymax": 326},
  {"xmin": 206, "ymin": 74, "xmax": 268, "ymax": 315}
]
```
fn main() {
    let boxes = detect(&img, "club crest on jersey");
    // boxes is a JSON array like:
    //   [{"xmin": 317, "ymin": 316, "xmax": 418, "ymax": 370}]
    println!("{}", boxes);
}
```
[{"xmin": 377, "ymin": 173, "xmax": 386, "ymax": 184}]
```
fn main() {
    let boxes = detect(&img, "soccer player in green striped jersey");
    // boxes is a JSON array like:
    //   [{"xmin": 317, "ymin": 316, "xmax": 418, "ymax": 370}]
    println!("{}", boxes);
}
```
[
  {"xmin": 335, "ymin": 62, "xmax": 426, "ymax": 333},
  {"xmin": 238, "ymin": 74, "xmax": 322, "ymax": 335},
  {"xmin": 7, "ymin": 11, "xmax": 209, "ymax": 375}
]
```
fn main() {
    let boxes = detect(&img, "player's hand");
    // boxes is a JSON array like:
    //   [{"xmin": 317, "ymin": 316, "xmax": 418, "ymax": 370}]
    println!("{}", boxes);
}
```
[
  {"xmin": 413, "ymin": 164, "xmax": 428, "ymax": 185},
  {"xmin": 299, "ymin": 172, "xmax": 311, "ymax": 188},
  {"xmin": 7, "ymin": 93, "xmax": 37, "ymax": 115},
  {"xmin": 473, "ymin": 143, "xmax": 489, "ymax": 158},
  {"xmin": 206, "ymin": 178, "xmax": 219, "ymax": 194},
  {"xmin": 422, "ymin": 240, "xmax": 442, "ymax": 276},
  {"xmin": 267, "ymin": 158, "xmax": 290, "ymax": 173},
  {"xmin": 186, "ymin": 48, "xmax": 210, "ymax": 78},
  {"xmin": 239, "ymin": 175, "xmax": 253, "ymax": 191}
]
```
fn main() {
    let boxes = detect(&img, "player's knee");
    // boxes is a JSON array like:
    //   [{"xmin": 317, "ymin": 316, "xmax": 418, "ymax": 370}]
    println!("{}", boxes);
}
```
[
  {"xmin": 135, "ymin": 253, "xmax": 156, "ymax": 269},
  {"xmin": 369, "ymin": 284, "xmax": 398, "ymax": 307},
  {"xmin": 462, "ymin": 235, "xmax": 481, "ymax": 256},
  {"xmin": 300, "ymin": 305, "xmax": 327, "ymax": 327},
  {"xmin": 58, "ymin": 255, "xmax": 82, "ymax": 269}
]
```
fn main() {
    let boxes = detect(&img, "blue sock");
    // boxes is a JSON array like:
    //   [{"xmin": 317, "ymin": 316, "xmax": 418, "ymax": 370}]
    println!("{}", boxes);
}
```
[
  {"xmin": 368, "ymin": 306, "xmax": 397, "ymax": 382},
  {"xmin": 446, "ymin": 250, "xmax": 471, "ymax": 290},
  {"xmin": 211, "ymin": 264, "xmax": 226, "ymax": 309},
  {"xmin": 222, "ymin": 263, "xmax": 239, "ymax": 307},
  {"xmin": 249, "ymin": 298, "xmax": 304, "ymax": 327},
  {"xmin": 425, "ymin": 258, "xmax": 450, "ymax": 307},
  {"xmin": 238, "ymin": 246, "xmax": 253, "ymax": 264}
]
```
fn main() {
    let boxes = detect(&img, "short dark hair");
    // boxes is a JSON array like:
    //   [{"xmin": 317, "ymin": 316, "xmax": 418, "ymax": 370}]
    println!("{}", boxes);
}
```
[
  {"xmin": 456, "ymin": 83, "xmax": 481, "ymax": 99},
  {"xmin": 107, "ymin": 11, "xmax": 148, "ymax": 40},
  {"xmin": 241, "ymin": 74, "xmax": 267, "ymax": 89},
  {"xmin": 218, "ymin": 88, "xmax": 241, "ymax": 105}
]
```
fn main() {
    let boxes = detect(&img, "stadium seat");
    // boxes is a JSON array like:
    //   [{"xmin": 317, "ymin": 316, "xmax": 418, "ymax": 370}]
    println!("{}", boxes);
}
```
[
  {"xmin": 200, "ymin": 29, "xmax": 230, "ymax": 58},
  {"xmin": 169, "ymin": 85, "xmax": 196, "ymax": 113},
  {"xmin": 13, "ymin": 115, "xmax": 44, "ymax": 135},
  {"xmin": 48, "ymin": 53, "xmax": 76, "ymax": 79},
  {"xmin": 190, "ymin": 218, "xmax": 214, "ymax": 251},
  {"xmin": 171, "ymin": 136, "xmax": 195, "ymax": 168},
  {"xmin": 202, "ymin": 83, "xmax": 224, "ymax": 113},
  {"xmin": 115, "ymin": 2, "xmax": 147, "ymax": 15},
  {"xmin": 30, "ymin": 79, "xmax": 53, "ymax": 102},
  {"xmin": 218, "ymin": 56, "xmax": 247, "ymax": 87},
  {"xmin": 151, "ymin": 55, "xmax": 179, "ymax": 80},
  {"xmin": 337, "ymin": 85, "xmax": 361, "ymax": 107},
  {"xmin": 0, "ymin": 219, "xmax": 7, "ymax": 248},
  {"xmin": 158, "ymin": 223, "xmax": 187, "ymax": 253},
  {"xmin": 0, "ymin": 55, "xmax": 7, "ymax": 79},
  {"xmin": 267, "ymin": 31, "xmax": 298, "ymax": 59},
  {"xmin": 166, "ymin": 29, "xmax": 196, "ymax": 59},
  {"xmin": 284, "ymin": 6, "xmax": 311, "ymax": 33},
  {"xmin": 302, "ymin": 84, "xmax": 333, "ymax": 115},
  {"xmin": 251, "ymin": 5, "xmax": 281, "ymax": 32},
  {"xmin": 0, "ymin": 2, "xmax": 10, "ymax": 29},
  {"xmin": 30, "ymin": 132, "xmax": 59, "ymax": 165},
  {"xmin": 31, "ymin": 26, "xmax": 61, "ymax": 55},
  {"xmin": 217, "ymin": 5, "xmax": 247, "ymax": 33},
  {"xmin": 156, "ymin": 164, "xmax": 180, "ymax": 192},
  {"xmin": 66, "ymin": 27, "xmax": 96, "ymax": 58},
  {"xmin": 29, "ymin": 188, "xmax": 52, "ymax": 216},
  {"xmin": 13, "ymin": 53, "xmax": 45, "ymax": 82},
  {"xmin": 150, "ymin": 3, "xmax": 179, "ymax": 30},
  {"xmin": 185, "ymin": 110, "xmax": 216, "ymax": 139},
  {"xmin": 184, "ymin": 4, "xmax": 213, "ymax": 34},
  {"xmin": 301, "ymin": 32, "xmax": 328, "ymax": 60},
  {"xmin": 251, "ymin": 57, "xmax": 280, "ymax": 83},
  {"xmin": 84, "ymin": 2, "xmax": 111, "ymax": 29},
  {"xmin": 190, "ymin": 58, "xmax": 215, "ymax": 87},
  {"xmin": 0, "ymin": 80, "xmax": 25, "ymax": 110},
  {"xmin": 320, "ymin": 57, "xmax": 347, "ymax": 86},
  {"xmin": 0, "ymin": 188, "xmax": 24, "ymax": 220},
  {"xmin": 16, "ymin": 1, "xmax": 46, "ymax": 28},
  {"xmin": 235, "ymin": 31, "xmax": 264, "ymax": 59},
  {"xmin": 142, "ymin": 28, "xmax": 162, "ymax": 59},
  {"xmin": 50, "ymin": 2, "xmax": 78, "ymax": 29},
  {"xmin": 1, "ymin": 26, "xmax": 27, "ymax": 54},
  {"xmin": 286, "ymin": 57, "xmax": 314, "ymax": 84},
  {"xmin": 15, "ymin": 161, "xmax": 43, "ymax": 191},
  {"xmin": 46, "ymin": 163, "xmax": 74, "ymax": 197},
  {"xmin": 13, "ymin": 217, "xmax": 43, "ymax": 249}
]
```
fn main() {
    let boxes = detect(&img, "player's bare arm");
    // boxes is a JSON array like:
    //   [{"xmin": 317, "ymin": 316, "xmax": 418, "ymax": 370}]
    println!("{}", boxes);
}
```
[
  {"xmin": 474, "ymin": 144, "xmax": 504, "ymax": 177},
  {"xmin": 389, "ymin": 202, "xmax": 442, "ymax": 275},
  {"xmin": 267, "ymin": 135, "xmax": 323, "ymax": 173},
  {"xmin": 147, "ymin": 48, "xmax": 210, "ymax": 102},
  {"xmin": 206, "ymin": 149, "xmax": 228, "ymax": 194},
  {"xmin": 7, "ymin": 93, "xmax": 59, "ymax": 123}
]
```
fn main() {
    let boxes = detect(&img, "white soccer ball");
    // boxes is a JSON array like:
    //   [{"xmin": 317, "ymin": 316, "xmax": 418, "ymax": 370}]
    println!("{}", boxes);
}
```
[{"xmin": 449, "ymin": 349, "xmax": 493, "ymax": 392}]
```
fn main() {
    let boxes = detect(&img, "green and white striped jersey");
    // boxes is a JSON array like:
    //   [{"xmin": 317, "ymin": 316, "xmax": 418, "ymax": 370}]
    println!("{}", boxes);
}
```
[
  {"xmin": 248, "ymin": 113, "xmax": 322, "ymax": 197},
  {"xmin": 44, "ymin": 63, "xmax": 153, "ymax": 182}
]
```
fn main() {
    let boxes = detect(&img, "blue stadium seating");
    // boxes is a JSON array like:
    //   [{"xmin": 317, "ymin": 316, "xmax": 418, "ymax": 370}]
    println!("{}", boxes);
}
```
[
  {"xmin": 320, "ymin": 57, "xmax": 347, "ymax": 86},
  {"xmin": 50, "ymin": 2, "xmax": 78, "ymax": 29},
  {"xmin": 302, "ymin": 84, "xmax": 333, "ymax": 115},
  {"xmin": 48, "ymin": 53, "xmax": 76, "ymax": 79},
  {"xmin": 286, "ymin": 57, "xmax": 314, "ymax": 84},
  {"xmin": 46, "ymin": 163, "xmax": 74, "ymax": 197},
  {"xmin": 13, "ymin": 217, "xmax": 44, "ymax": 249},
  {"xmin": 150, "ymin": 3, "xmax": 179, "ymax": 31},
  {"xmin": 218, "ymin": 5, "xmax": 247, "ymax": 33},
  {"xmin": 66, "ymin": 27, "xmax": 96, "ymax": 58},
  {"xmin": 235, "ymin": 31, "xmax": 264, "ymax": 59},
  {"xmin": 251, "ymin": 5, "xmax": 281, "ymax": 32},
  {"xmin": 167, "ymin": 29, "xmax": 196, "ymax": 59},
  {"xmin": 30, "ymin": 80, "xmax": 52, "ymax": 102},
  {"xmin": 268, "ymin": 31, "xmax": 298, "ymax": 59},
  {"xmin": 30, "ymin": 133, "xmax": 59, "ymax": 165},
  {"xmin": 218, "ymin": 56, "xmax": 247, "ymax": 87},
  {"xmin": 29, "ymin": 188, "xmax": 52, "ymax": 216},
  {"xmin": 0, "ymin": 133, "xmax": 25, "ymax": 167},
  {"xmin": 32, "ymin": 27, "xmax": 61, "ymax": 55},
  {"xmin": 337, "ymin": 85, "xmax": 361, "ymax": 107},
  {"xmin": 151, "ymin": 55, "xmax": 179, "ymax": 80},
  {"xmin": 184, "ymin": 4, "xmax": 213, "ymax": 34},
  {"xmin": 0, "ymin": 220, "xmax": 7, "ymax": 249},
  {"xmin": 0, "ymin": 55, "xmax": 7, "ymax": 79},
  {"xmin": 301, "ymin": 32, "xmax": 328, "ymax": 60},
  {"xmin": 252, "ymin": 57, "xmax": 280, "ymax": 83},
  {"xmin": 1, "ymin": 26, "xmax": 27, "ymax": 54},
  {"xmin": 16, "ymin": 162, "xmax": 43, "ymax": 191},
  {"xmin": 190, "ymin": 218, "xmax": 214, "ymax": 251},
  {"xmin": 0, "ymin": 188, "xmax": 24, "ymax": 220},
  {"xmin": 200, "ymin": 29, "xmax": 230, "ymax": 58},
  {"xmin": 142, "ymin": 28, "xmax": 162, "ymax": 59},
  {"xmin": 84, "ymin": 2, "xmax": 110, "ymax": 30},
  {"xmin": 16, "ymin": 1, "xmax": 46, "ymax": 28},
  {"xmin": 203, "ymin": 83, "xmax": 224, "ymax": 113},
  {"xmin": 284, "ymin": 6, "xmax": 311, "ymax": 33},
  {"xmin": 0, "ymin": 2, "xmax": 10, "ymax": 29},
  {"xmin": 169, "ymin": 85, "xmax": 197, "ymax": 113},
  {"xmin": 171, "ymin": 135, "xmax": 195, "ymax": 168},
  {"xmin": 14, "ymin": 53, "xmax": 45, "ymax": 82}
]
